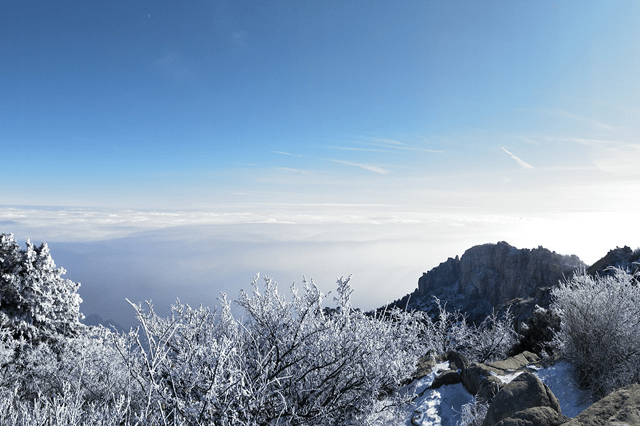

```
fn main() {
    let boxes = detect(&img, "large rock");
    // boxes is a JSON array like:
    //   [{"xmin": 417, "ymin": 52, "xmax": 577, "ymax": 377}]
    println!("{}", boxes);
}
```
[
  {"xmin": 412, "ymin": 242, "xmax": 584, "ymax": 323},
  {"xmin": 482, "ymin": 372, "xmax": 562, "ymax": 426},
  {"xmin": 462, "ymin": 351, "xmax": 541, "ymax": 401},
  {"xmin": 494, "ymin": 406, "xmax": 569, "ymax": 426},
  {"xmin": 563, "ymin": 384, "xmax": 640, "ymax": 426}
]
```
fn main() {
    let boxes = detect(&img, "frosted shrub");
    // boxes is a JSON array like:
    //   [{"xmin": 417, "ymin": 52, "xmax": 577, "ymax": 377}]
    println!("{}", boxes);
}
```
[
  {"xmin": 117, "ymin": 275, "xmax": 427, "ymax": 425},
  {"xmin": 114, "ymin": 295, "xmax": 244, "ymax": 424},
  {"xmin": 552, "ymin": 268, "xmax": 640, "ymax": 397},
  {"xmin": 235, "ymin": 275, "xmax": 426, "ymax": 424},
  {"xmin": 456, "ymin": 395, "xmax": 488, "ymax": 426},
  {"xmin": 421, "ymin": 297, "xmax": 517, "ymax": 363},
  {"xmin": 0, "ymin": 325, "xmax": 137, "ymax": 419},
  {"xmin": 421, "ymin": 297, "xmax": 473, "ymax": 355},
  {"xmin": 467, "ymin": 308, "xmax": 518, "ymax": 363}
]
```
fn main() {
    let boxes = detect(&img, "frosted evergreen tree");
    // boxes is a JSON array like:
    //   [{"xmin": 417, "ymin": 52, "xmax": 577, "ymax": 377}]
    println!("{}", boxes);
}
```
[{"xmin": 0, "ymin": 233, "xmax": 84, "ymax": 342}]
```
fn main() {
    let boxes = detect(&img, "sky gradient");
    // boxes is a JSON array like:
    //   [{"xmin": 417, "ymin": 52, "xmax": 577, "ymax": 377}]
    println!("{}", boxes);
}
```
[{"xmin": 2, "ymin": 1, "xmax": 640, "ymax": 326}]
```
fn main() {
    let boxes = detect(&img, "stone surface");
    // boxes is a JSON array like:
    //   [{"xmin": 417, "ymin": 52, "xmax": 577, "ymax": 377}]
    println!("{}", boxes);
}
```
[
  {"xmin": 563, "ymin": 384, "xmax": 640, "ymax": 426},
  {"xmin": 494, "ymin": 406, "xmax": 569, "ymax": 426},
  {"xmin": 488, "ymin": 351, "xmax": 540, "ymax": 371},
  {"xmin": 462, "ymin": 363, "xmax": 503, "ymax": 400},
  {"xmin": 446, "ymin": 350, "xmax": 470, "ymax": 372},
  {"xmin": 482, "ymin": 372, "xmax": 561, "ymax": 426},
  {"xmin": 430, "ymin": 370, "xmax": 462, "ymax": 388},
  {"xmin": 412, "ymin": 242, "xmax": 584, "ymax": 323},
  {"xmin": 461, "ymin": 351, "xmax": 541, "ymax": 401}
]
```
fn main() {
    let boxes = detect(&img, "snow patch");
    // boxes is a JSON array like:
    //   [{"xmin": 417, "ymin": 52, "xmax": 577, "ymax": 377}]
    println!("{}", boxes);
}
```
[
  {"xmin": 490, "ymin": 370, "xmax": 523, "ymax": 384},
  {"xmin": 401, "ymin": 361, "xmax": 473, "ymax": 426},
  {"xmin": 534, "ymin": 361, "xmax": 593, "ymax": 418},
  {"xmin": 409, "ymin": 361, "xmax": 451, "ymax": 395}
]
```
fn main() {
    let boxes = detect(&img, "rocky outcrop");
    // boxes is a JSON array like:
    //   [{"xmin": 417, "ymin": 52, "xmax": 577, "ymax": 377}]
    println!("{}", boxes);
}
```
[
  {"xmin": 563, "ymin": 384, "xmax": 640, "ymax": 426},
  {"xmin": 462, "ymin": 351, "xmax": 542, "ymax": 401},
  {"xmin": 417, "ymin": 351, "xmax": 543, "ymax": 401},
  {"xmin": 482, "ymin": 372, "xmax": 566, "ymax": 426},
  {"xmin": 412, "ymin": 351, "xmax": 571, "ymax": 426},
  {"xmin": 411, "ymin": 242, "xmax": 584, "ymax": 323},
  {"xmin": 587, "ymin": 246, "xmax": 640, "ymax": 277}
]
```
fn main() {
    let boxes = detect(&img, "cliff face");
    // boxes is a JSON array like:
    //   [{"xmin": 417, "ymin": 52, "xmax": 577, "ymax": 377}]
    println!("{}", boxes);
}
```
[{"xmin": 413, "ymin": 242, "xmax": 585, "ymax": 322}]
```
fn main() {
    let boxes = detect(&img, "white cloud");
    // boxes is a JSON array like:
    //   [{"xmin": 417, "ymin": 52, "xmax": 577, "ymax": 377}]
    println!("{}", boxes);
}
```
[
  {"xmin": 278, "ymin": 167, "xmax": 311, "ymax": 174},
  {"xmin": 331, "ymin": 159, "xmax": 390, "ymax": 174},
  {"xmin": 369, "ymin": 137, "xmax": 405, "ymax": 146},
  {"xmin": 501, "ymin": 147, "xmax": 534, "ymax": 169},
  {"xmin": 552, "ymin": 109, "xmax": 617, "ymax": 131},
  {"xmin": 274, "ymin": 151, "xmax": 304, "ymax": 157},
  {"xmin": 328, "ymin": 136, "xmax": 444, "ymax": 154},
  {"xmin": 555, "ymin": 137, "xmax": 640, "ymax": 176},
  {"xmin": 592, "ymin": 143, "xmax": 640, "ymax": 177}
]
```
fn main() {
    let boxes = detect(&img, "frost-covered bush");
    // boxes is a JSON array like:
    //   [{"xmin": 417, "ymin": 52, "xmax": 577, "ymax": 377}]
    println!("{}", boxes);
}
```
[
  {"xmin": 551, "ymin": 268, "xmax": 640, "ymax": 398},
  {"xmin": 115, "ymin": 275, "xmax": 427, "ymax": 425},
  {"xmin": 421, "ymin": 297, "xmax": 518, "ymax": 363},
  {"xmin": 0, "ymin": 233, "xmax": 83, "ymax": 342},
  {"xmin": 1, "ymin": 325, "xmax": 138, "ymax": 417},
  {"xmin": 467, "ymin": 308, "xmax": 519, "ymax": 363},
  {"xmin": 456, "ymin": 395, "xmax": 488, "ymax": 426}
]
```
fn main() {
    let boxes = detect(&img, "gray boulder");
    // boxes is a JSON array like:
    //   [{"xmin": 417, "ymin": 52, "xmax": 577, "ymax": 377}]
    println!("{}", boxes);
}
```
[
  {"xmin": 494, "ymin": 406, "xmax": 569, "ymax": 426},
  {"xmin": 462, "ymin": 351, "xmax": 541, "ymax": 401},
  {"xmin": 563, "ymin": 384, "xmax": 640, "ymax": 426},
  {"xmin": 430, "ymin": 370, "xmax": 462, "ymax": 388},
  {"xmin": 482, "ymin": 372, "xmax": 562, "ymax": 426}
]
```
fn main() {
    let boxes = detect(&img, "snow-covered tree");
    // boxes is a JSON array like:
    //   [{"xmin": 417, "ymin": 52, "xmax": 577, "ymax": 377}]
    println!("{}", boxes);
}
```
[{"xmin": 0, "ymin": 233, "xmax": 84, "ymax": 341}]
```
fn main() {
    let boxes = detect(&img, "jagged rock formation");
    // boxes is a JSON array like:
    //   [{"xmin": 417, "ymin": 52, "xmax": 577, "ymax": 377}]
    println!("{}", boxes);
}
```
[
  {"xmin": 587, "ymin": 245, "xmax": 640, "ymax": 276},
  {"xmin": 408, "ymin": 242, "xmax": 585, "ymax": 323}
]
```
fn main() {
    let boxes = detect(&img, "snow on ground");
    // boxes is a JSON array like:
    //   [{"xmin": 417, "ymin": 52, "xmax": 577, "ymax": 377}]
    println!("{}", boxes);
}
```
[
  {"xmin": 410, "ymin": 383, "xmax": 474, "ymax": 426},
  {"xmin": 395, "ymin": 360, "xmax": 474, "ymax": 426},
  {"xmin": 391, "ymin": 358, "xmax": 594, "ymax": 425},
  {"xmin": 534, "ymin": 361, "xmax": 594, "ymax": 418}
]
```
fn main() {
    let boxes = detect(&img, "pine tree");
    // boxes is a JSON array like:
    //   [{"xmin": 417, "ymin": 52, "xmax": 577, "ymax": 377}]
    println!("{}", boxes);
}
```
[{"xmin": 0, "ymin": 233, "xmax": 84, "ymax": 342}]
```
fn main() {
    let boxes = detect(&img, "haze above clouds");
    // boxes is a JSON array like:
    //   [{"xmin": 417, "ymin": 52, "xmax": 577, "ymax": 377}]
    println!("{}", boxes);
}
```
[{"xmin": 2, "ymin": 1, "xmax": 639, "ymax": 327}]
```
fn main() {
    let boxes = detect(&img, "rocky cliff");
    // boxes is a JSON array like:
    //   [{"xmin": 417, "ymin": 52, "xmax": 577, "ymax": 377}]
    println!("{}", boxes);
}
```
[
  {"xmin": 407, "ymin": 242, "xmax": 585, "ymax": 323},
  {"xmin": 587, "ymin": 245, "xmax": 640, "ymax": 276}
]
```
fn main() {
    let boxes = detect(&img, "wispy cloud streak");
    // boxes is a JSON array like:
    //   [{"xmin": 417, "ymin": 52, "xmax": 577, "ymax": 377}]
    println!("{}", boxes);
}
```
[
  {"xmin": 552, "ymin": 109, "xmax": 618, "ymax": 131},
  {"xmin": 278, "ymin": 167, "xmax": 311, "ymax": 174},
  {"xmin": 501, "ymin": 147, "xmax": 534, "ymax": 169},
  {"xmin": 274, "ymin": 151, "xmax": 304, "ymax": 157},
  {"xmin": 331, "ymin": 160, "xmax": 390, "ymax": 174}
]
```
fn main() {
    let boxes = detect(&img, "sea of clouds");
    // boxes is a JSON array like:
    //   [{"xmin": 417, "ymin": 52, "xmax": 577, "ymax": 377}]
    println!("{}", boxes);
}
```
[{"xmin": 1, "ymin": 205, "xmax": 633, "ymax": 329}]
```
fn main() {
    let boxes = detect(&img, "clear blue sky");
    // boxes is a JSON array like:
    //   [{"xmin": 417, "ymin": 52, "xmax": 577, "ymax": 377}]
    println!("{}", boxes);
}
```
[
  {"xmin": 2, "ymin": 1, "xmax": 640, "ymax": 322},
  {"xmin": 3, "ymin": 0, "xmax": 639, "ymax": 209}
]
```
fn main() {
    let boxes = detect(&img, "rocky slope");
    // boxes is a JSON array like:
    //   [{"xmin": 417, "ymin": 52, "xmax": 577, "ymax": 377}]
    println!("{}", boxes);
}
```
[{"xmin": 397, "ymin": 241, "xmax": 585, "ymax": 323}]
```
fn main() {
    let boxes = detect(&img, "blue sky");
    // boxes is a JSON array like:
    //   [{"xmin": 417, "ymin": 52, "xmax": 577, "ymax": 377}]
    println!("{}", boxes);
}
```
[{"xmin": 2, "ymin": 1, "xmax": 640, "ymax": 324}]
